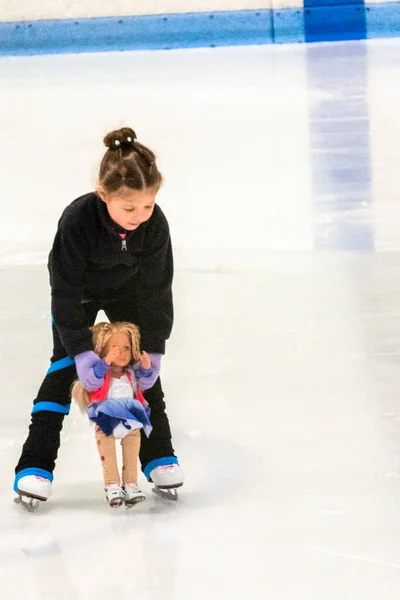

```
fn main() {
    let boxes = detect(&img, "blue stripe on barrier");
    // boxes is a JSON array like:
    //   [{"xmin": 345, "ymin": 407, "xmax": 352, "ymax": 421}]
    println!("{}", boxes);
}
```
[
  {"xmin": 46, "ymin": 356, "xmax": 75, "ymax": 375},
  {"xmin": 1, "ymin": 5, "xmax": 400, "ymax": 56},
  {"xmin": 273, "ymin": 10, "xmax": 305, "ymax": 44},
  {"xmin": 304, "ymin": 5, "xmax": 367, "ymax": 42},
  {"xmin": 305, "ymin": 0, "xmax": 363, "ymax": 7},
  {"xmin": 32, "ymin": 402, "xmax": 71, "ymax": 415},
  {"xmin": 0, "ymin": 10, "xmax": 274, "ymax": 56},
  {"xmin": 366, "ymin": 3, "xmax": 400, "ymax": 38}
]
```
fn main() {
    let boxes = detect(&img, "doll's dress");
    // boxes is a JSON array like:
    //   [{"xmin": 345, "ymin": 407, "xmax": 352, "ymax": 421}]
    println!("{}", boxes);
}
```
[{"xmin": 87, "ymin": 373, "xmax": 152, "ymax": 439}]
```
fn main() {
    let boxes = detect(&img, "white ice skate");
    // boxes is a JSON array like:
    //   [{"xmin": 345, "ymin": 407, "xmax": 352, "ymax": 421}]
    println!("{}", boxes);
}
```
[
  {"xmin": 150, "ymin": 464, "xmax": 184, "ymax": 501},
  {"xmin": 123, "ymin": 484, "xmax": 145, "ymax": 507},
  {"xmin": 105, "ymin": 484, "xmax": 125, "ymax": 508},
  {"xmin": 15, "ymin": 475, "xmax": 52, "ymax": 511}
]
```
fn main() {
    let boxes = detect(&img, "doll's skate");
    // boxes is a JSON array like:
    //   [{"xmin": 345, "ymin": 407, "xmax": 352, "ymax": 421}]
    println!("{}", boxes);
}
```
[
  {"xmin": 150, "ymin": 464, "xmax": 184, "ymax": 501},
  {"xmin": 123, "ymin": 484, "xmax": 145, "ymax": 507},
  {"xmin": 14, "ymin": 475, "xmax": 51, "ymax": 511},
  {"xmin": 105, "ymin": 484, "xmax": 125, "ymax": 508}
]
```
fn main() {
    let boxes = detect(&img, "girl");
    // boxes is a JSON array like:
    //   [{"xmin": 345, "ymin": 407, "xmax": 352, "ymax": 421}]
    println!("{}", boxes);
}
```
[
  {"xmin": 73, "ymin": 321, "xmax": 154, "ymax": 508},
  {"xmin": 14, "ymin": 126, "xmax": 184, "ymax": 506}
]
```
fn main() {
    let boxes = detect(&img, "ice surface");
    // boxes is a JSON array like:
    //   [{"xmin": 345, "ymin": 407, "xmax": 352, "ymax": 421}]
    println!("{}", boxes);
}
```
[{"xmin": 1, "ymin": 40, "xmax": 400, "ymax": 599}]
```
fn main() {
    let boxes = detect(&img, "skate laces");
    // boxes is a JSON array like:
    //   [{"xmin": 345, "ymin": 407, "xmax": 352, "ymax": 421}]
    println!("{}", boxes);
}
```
[
  {"xmin": 106, "ymin": 484, "xmax": 123, "ymax": 497},
  {"xmin": 124, "ymin": 484, "xmax": 140, "ymax": 494}
]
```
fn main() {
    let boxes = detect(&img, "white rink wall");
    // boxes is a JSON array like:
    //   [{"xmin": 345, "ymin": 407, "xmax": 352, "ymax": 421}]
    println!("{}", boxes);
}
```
[{"xmin": 1, "ymin": 0, "xmax": 275, "ymax": 22}]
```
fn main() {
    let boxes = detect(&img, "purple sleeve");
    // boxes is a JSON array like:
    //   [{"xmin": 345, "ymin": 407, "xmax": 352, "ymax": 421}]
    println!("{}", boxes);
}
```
[
  {"xmin": 133, "ymin": 353, "xmax": 162, "ymax": 390},
  {"xmin": 93, "ymin": 359, "xmax": 110, "ymax": 379},
  {"xmin": 75, "ymin": 350, "xmax": 106, "ymax": 392},
  {"xmin": 135, "ymin": 366, "xmax": 153, "ymax": 378}
]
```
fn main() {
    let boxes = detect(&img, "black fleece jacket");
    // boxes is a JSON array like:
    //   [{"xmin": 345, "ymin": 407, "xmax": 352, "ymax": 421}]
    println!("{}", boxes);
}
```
[{"xmin": 48, "ymin": 193, "xmax": 173, "ymax": 357}]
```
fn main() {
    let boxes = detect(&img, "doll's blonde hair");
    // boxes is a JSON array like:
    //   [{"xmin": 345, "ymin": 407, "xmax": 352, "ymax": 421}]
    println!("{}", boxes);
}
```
[{"xmin": 72, "ymin": 321, "xmax": 141, "ymax": 412}]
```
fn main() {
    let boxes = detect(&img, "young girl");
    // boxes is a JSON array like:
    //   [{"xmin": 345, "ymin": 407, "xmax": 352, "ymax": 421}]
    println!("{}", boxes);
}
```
[
  {"xmin": 14, "ymin": 126, "xmax": 184, "ymax": 506},
  {"xmin": 73, "ymin": 321, "xmax": 155, "ymax": 508}
]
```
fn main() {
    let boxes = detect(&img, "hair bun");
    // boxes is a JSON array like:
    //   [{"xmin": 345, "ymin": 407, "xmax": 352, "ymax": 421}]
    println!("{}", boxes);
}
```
[{"xmin": 103, "ymin": 127, "xmax": 137, "ymax": 150}]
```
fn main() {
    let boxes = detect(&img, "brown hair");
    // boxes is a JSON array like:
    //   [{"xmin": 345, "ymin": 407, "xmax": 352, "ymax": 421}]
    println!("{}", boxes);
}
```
[
  {"xmin": 98, "ymin": 127, "xmax": 162, "ymax": 194},
  {"xmin": 71, "ymin": 321, "xmax": 142, "ymax": 412}
]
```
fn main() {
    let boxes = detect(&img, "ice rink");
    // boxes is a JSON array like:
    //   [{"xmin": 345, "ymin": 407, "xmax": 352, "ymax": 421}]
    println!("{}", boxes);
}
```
[{"xmin": 1, "ymin": 38, "xmax": 400, "ymax": 598}]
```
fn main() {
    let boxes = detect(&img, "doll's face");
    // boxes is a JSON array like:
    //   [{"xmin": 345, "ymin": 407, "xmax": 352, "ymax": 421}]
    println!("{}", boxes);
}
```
[{"xmin": 103, "ymin": 332, "xmax": 132, "ymax": 367}]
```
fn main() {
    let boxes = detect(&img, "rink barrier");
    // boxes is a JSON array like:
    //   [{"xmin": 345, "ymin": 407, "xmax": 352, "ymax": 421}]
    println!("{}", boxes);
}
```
[{"xmin": 1, "ymin": 5, "xmax": 400, "ymax": 55}]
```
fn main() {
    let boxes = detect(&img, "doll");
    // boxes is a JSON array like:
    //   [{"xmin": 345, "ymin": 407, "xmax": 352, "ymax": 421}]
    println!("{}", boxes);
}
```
[{"xmin": 72, "ymin": 321, "xmax": 157, "ymax": 507}]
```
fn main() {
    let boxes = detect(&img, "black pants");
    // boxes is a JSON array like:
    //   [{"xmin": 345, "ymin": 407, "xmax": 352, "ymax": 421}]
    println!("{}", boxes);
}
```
[{"xmin": 15, "ymin": 298, "xmax": 175, "ymax": 477}]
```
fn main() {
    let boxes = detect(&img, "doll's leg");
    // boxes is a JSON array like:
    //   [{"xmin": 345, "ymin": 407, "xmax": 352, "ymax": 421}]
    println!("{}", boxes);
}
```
[
  {"xmin": 94, "ymin": 427, "xmax": 120, "ymax": 485},
  {"xmin": 121, "ymin": 430, "xmax": 145, "ymax": 505},
  {"xmin": 121, "ymin": 430, "xmax": 141, "ymax": 485}
]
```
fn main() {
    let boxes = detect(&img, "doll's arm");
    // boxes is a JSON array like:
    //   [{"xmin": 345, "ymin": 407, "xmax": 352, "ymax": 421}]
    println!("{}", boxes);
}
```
[
  {"xmin": 75, "ymin": 351, "xmax": 110, "ymax": 391},
  {"xmin": 133, "ymin": 353, "xmax": 162, "ymax": 390}
]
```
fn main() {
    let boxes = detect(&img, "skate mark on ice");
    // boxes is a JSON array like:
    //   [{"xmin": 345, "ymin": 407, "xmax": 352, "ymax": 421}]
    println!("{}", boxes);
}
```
[{"xmin": 308, "ymin": 538, "xmax": 400, "ymax": 570}]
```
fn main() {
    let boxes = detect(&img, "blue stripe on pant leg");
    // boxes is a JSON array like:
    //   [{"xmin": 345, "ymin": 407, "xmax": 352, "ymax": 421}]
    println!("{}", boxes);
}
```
[
  {"xmin": 31, "ymin": 402, "xmax": 70, "ymax": 415},
  {"xmin": 143, "ymin": 456, "xmax": 179, "ymax": 480},
  {"xmin": 46, "ymin": 356, "xmax": 75, "ymax": 375},
  {"xmin": 14, "ymin": 468, "xmax": 54, "ymax": 493}
]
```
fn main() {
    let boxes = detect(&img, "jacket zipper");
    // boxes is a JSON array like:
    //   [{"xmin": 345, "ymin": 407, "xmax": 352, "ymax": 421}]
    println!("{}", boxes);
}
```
[{"xmin": 121, "ymin": 238, "xmax": 127, "ymax": 251}]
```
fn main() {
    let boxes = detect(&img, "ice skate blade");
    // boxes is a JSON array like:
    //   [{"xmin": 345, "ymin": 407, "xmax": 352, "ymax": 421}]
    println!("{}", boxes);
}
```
[
  {"xmin": 153, "ymin": 481, "xmax": 183, "ymax": 490},
  {"xmin": 108, "ymin": 499, "xmax": 124, "ymax": 508},
  {"xmin": 14, "ymin": 494, "xmax": 42, "ymax": 512},
  {"xmin": 16, "ymin": 488, "xmax": 48, "ymax": 501},
  {"xmin": 125, "ymin": 495, "xmax": 145, "ymax": 508},
  {"xmin": 152, "ymin": 486, "xmax": 179, "ymax": 501}
]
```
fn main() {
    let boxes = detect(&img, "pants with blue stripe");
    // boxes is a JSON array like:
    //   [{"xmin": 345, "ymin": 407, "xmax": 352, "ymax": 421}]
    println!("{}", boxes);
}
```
[{"xmin": 15, "ymin": 298, "xmax": 176, "ymax": 481}]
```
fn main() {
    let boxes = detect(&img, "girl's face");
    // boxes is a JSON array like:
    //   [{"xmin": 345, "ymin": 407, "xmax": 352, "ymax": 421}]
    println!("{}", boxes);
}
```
[
  {"xmin": 98, "ymin": 186, "xmax": 157, "ymax": 231},
  {"xmin": 103, "ymin": 332, "xmax": 132, "ymax": 367}
]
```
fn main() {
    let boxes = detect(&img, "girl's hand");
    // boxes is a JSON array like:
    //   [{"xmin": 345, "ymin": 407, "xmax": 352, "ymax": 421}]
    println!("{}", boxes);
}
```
[
  {"xmin": 139, "ymin": 351, "xmax": 151, "ymax": 370},
  {"xmin": 104, "ymin": 345, "xmax": 120, "ymax": 366}
]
